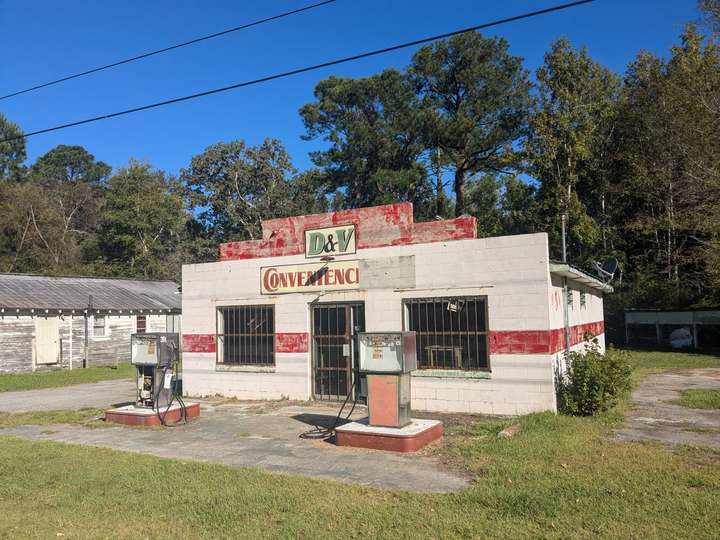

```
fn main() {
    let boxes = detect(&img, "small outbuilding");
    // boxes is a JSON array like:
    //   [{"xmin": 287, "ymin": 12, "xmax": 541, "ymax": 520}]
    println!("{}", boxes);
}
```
[
  {"xmin": 181, "ymin": 203, "xmax": 611, "ymax": 415},
  {"xmin": 0, "ymin": 273, "xmax": 181, "ymax": 373},
  {"xmin": 625, "ymin": 308, "xmax": 720, "ymax": 351}
]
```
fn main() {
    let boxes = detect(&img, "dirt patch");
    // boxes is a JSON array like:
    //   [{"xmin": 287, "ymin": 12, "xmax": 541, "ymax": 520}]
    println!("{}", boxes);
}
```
[{"xmin": 615, "ymin": 368, "xmax": 720, "ymax": 449}]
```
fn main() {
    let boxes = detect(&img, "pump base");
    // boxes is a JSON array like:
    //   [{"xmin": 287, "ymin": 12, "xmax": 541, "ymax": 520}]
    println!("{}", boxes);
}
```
[
  {"xmin": 105, "ymin": 402, "xmax": 200, "ymax": 426},
  {"xmin": 335, "ymin": 418, "xmax": 442, "ymax": 452}
]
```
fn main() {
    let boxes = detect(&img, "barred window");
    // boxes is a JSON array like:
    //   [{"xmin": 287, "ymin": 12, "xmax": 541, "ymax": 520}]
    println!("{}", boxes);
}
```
[
  {"xmin": 404, "ymin": 297, "xmax": 489, "ymax": 371},
  {"xmin": 136, "ymin": 315, "xmax": 147, "ymax": 333},
  {"xmin": 217, "ymin": 306, "xmax": 274, "ymax": 366}
]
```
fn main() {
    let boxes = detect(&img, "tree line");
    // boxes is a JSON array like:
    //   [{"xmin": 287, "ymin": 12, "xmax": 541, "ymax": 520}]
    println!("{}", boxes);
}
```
[{"xmin": 1, "ymin": 4, "xmax": 718, "ymax": 320}]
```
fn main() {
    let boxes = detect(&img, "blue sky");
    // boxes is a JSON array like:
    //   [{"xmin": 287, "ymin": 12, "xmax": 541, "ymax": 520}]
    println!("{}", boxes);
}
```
[{"xmin": 1, "ymin": 0, "xmax": 701, "ymax": 176}]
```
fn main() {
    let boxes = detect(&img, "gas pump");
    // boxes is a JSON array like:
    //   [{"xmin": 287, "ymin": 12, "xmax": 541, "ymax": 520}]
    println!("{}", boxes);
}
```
[
  {"xmin": 335, "ymin": 330, "xmax": 442, "ymax": 451},
  {"xmin": 130, "ymin": 333, "xmax": 186, "ymax": 425},
  {"xmin": 357, "ymin": 332, "xmax": 417, "ymax": 428}
]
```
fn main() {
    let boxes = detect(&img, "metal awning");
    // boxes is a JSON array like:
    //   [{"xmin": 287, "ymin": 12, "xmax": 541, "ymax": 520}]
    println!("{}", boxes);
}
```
[{"xmin": 549, "ymin": 263, "xmax": 613, "ymax": 293}]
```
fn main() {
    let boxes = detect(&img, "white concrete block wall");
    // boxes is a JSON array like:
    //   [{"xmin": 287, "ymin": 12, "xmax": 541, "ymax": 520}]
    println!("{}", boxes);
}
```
[
  {"xmin": 548, "ymin": 274, "xmax": 606, "ymax": 354},
  {"xmin": 411, "ymin": 356, "xmax": 556, "ymax": 415},
  {"xmin": 182, "ymin": 232, "xmax": 575, "ymax": 414}
]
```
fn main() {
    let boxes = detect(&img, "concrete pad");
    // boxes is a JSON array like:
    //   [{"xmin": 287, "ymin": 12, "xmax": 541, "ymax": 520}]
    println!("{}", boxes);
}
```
[
  {"xmin": 106, "ymin": 402, "xmax": 201, "ymax": 426},
  {"xmin": 0, "ymin": 400, "xmax": 467, "ymax": 493},
  {"xmin": 336, "ymin": 418, "xmax": 443, "ymax": 452},
  {"xmin": 615, "ymin": 368, "xmax": 720, "ymax": 449},
  {"xmin": 0, "ymin": 379, "xmax": 135, "ymax": 412}
]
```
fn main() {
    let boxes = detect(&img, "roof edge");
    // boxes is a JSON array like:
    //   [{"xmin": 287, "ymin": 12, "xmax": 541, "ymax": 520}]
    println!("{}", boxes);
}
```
[
  {"xmin": 549, "ymin": 262, "xmax": 614, "ymax": 293},
  {"xmin": 0, "ymin": 272, "xmax": 178, "ymax": 285}
]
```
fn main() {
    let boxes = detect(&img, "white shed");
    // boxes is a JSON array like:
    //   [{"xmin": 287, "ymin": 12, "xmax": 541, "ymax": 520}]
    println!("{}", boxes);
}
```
[{"xmin": 0, "ymin": 274, "xmax": 181, "ymax": 373}]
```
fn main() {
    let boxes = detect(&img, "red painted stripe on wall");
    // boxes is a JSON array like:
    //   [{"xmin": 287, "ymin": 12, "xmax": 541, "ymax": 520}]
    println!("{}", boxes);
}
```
[
  {"xmin": 182, "ymin": 334, "xmax": 216, "ymax": 353},
  {"xmin": 182, "ymin": 333, "xmax": 310, "ymax": 354},
  {"xmin": 275, "ymin": 332, "xmax": 309, "ymax": 353},
  {"xmin": 489, "ymin": 321, "xmax": 605, "ymax": 355},
  {"xmin": 183, "ymin": 322, "xmax": 605, "ymax": 357}
]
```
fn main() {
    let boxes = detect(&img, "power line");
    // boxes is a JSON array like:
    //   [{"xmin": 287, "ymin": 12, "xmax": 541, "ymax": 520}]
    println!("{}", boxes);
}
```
[
  {"xmin": 0, "ymin": 0, "xmax": 338, "ymax": 101},
  {"xmin": 1, "ymin": 0, "xmax": 596, "ymax": 143}
]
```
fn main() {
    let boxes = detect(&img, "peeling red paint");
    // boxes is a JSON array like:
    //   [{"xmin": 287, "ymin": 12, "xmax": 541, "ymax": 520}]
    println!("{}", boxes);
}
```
[
  {"xmin": 182, "ymin": 334, "xmax": 216, "ymax": 353},
  {"xmin": 183, "ymin": 324, "xmax": 605, "ymax": 357},
  {"xmin": 275, "ymin": 332, "xmax": 309, "ymax": 353},
  {"xmin": 219, "ymin": 203, "xmax": 477, "ymax": 261},
  {"xmin": 489, "ymin": 321, "xmax": 605, "ymax": 355}
]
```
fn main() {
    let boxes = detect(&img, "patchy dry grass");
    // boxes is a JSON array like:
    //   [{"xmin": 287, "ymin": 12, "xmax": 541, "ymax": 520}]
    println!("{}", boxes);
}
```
[
  {"xmin": 0, "ymin": 408, "xmax": 105, "ymax": 428},
  {"xmin": 625, "ymin": 349, "xmax": 720, "ymax": 380},
  {"xmin": 0, "ymin": 350, "xmax": 718, "ymax": 538},
  {"xmin": 673, "ymin": 389, "xmax": 720, "ymax": 410},
  {"xmin": 0, "ymin": 364, "xmax": 134, "ymax": 393}
]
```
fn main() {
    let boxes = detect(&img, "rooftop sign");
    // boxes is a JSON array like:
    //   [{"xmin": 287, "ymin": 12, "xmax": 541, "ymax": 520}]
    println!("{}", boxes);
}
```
[{"xmin": 304, "ymin": 224, "xmax": 356, "ymax": 258}]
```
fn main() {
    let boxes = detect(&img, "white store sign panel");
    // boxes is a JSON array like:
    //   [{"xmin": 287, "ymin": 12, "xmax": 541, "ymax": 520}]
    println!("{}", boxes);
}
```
[{"xmin": 261, "ymin": 260, "xmax": 359, "ymax": 294}]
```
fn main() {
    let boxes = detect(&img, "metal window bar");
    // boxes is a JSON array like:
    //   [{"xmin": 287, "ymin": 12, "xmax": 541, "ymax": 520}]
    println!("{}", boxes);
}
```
[
  {"xmin": 216, "ymin": 305, "xmax": 275, "ymax": 366},
  {"xmin": 404, "ymin": 297, "xmax": 489, "ymax": 371}
]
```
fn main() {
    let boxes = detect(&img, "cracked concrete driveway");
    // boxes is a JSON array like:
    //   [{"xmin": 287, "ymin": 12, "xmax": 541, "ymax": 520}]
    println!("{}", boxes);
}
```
[
  {"xmin": 615, "ymin": 368, "xmax": 720, "ymax": 449},
  {"xmin": 0, "ymin": 396, "xmax": 467, "ymax": 493},
  {"xmin": 0, "ymin": 379, "xmax": 135, "ymax": 412}
]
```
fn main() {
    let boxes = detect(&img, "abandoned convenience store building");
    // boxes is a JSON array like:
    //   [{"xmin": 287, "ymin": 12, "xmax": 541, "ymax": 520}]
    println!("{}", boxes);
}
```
[
  {"xmin": 182, "ymin": 203, "xmax": 610, "ymax": 415},
  {"xmin": 0, "ymin": 274, "xmax": 181, "ymax": 373}
]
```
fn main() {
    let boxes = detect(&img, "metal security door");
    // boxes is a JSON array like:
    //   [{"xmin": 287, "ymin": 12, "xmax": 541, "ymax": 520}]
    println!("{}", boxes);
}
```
[{"xmin": 312, "ymin": 303, "xmax": 364, "ymax": 400}]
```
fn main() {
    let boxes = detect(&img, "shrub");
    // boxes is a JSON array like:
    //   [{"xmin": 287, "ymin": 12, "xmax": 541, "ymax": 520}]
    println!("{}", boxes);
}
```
[{"xmin": 557, "ymin": 341, "xmax": 632, "ymax": 416}]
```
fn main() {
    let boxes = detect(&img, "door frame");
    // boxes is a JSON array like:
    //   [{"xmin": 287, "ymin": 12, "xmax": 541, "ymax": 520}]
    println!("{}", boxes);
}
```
[{"xmin": 310, "ymin": 301, "xmax": 365, "ymax": 401}]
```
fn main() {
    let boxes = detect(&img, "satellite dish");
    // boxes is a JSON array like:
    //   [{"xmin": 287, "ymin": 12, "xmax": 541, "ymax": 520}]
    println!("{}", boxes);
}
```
[{"xmin": 594, "ymin": 258, "xmax": 621, "ymax": 284}]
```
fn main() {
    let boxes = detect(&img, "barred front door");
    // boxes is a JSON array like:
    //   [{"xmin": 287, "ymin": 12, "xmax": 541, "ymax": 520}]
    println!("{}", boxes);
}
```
[{"xmin": 312, "ymin": 303, "xmax": 365, "ymax": 400}]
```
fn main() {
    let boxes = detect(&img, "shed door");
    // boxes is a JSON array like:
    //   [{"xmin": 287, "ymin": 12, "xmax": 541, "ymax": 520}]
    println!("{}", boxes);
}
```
[{"xmin": 35, "ymin": 318, "xmax": 60, "ymax": 365}]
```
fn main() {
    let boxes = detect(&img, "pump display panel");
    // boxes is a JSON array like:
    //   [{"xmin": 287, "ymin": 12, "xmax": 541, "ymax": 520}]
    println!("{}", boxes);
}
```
[
  {"xmin": 131, "ymin": 334, "xmax": 161, "ymax": 365},
  {"xmin": 358, "ymin": 332, "xmax": 417, "ymax": 373}
]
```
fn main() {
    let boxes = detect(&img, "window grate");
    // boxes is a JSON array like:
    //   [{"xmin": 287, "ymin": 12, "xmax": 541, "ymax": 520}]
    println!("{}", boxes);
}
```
[
  {"xmin": 404, "ymin": 297, "xmax": 489, "ymax": 371},
  {"xmin": 216, "ymin": 305, "xmax": 275, "ymax": 366}
]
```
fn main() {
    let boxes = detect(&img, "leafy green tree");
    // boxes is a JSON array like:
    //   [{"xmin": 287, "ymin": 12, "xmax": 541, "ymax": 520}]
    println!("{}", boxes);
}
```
[
  {"xmin": 30, "ymin": 144, "xmax": 110, "ymax": 186},
  {"xmin": 613, "ymin": 26, "xmax": 720, "ymax": 306},
  {"xmin": 500, "ymin": 176, "xmax": 539, "ymax": 236},
  {"xmin": 0, "ymin": 145, "xmax": 109, "ymax": 273},
  {"xmin": 182, "ymin": 138, "xmax": 326, "ymax": 242},
  {"xmin": 97, "ymin": 160, "xmax": 188, "ymax": 280},
  {"xmin": 300, "ymin": 70, "xmax": 432, "ymax": 213},
  {"xmin": 0, "ymin": 113, "xmax": 26, "ymax": 183},
  {"xmin": 699, "ymin": 0, "xmax": 720, "ymax": 33},
  {"xmin": 410, "ymin": 32, "xmax": 532, "ymax": 216},
  {"xmin": 464, "ymin": 175, "xmax": 502, "ymax": 237},
  {"xmin": 525, "ymin": 38, "xmax": 622, "ymax": 263}
]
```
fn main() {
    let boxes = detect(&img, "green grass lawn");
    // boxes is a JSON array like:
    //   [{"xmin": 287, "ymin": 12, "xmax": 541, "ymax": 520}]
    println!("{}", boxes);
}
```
[
  {"xmin": 0, "ymin": 408, "xmax": 105, "ymax": 428},
  {"xmin": 0, "ymin": 363, "xmax": 134, "ymax": 393},
  {"xmin": 0, "ymin": 350, "xmax": 718, "ymax": 539},
  {"xmin": 673, "ymin": 389, "xmax": 720, "ymax": 410}
]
